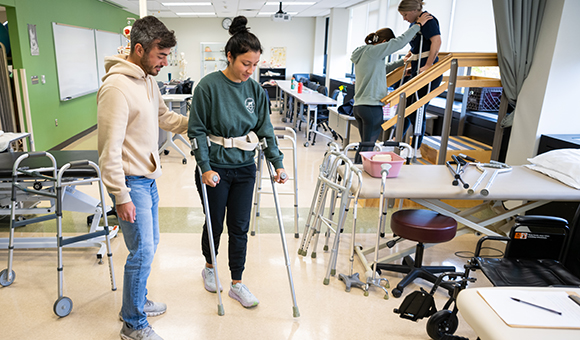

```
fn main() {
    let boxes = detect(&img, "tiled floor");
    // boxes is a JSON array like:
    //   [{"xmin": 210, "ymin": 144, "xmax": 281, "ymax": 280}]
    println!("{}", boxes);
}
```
[{"xmin": 0, "ymin": 104, "xmax": 491, "ymax": 339}]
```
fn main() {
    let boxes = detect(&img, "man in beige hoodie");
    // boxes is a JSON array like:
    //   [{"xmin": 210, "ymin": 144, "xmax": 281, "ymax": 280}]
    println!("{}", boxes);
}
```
[{"xmin": 97, "ymin": 16, "xmax": 188, "ymax": 340}]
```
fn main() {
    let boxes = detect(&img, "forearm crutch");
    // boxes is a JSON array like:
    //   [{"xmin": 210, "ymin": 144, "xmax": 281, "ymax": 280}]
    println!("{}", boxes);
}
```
[
  {"xmin": 260, "ymin": 141, "xmax": 300, "ymax": 318},
  {"xmin": 478, "ymin": 161, "xmax": 512, "ymax": 196},
  {"xmin": 197, "ymin": 167, "xmax": 225, "ymax": 316},
  {"xmin": 191, "ymin": 136, "xmax": 225, "ymax": 316}
]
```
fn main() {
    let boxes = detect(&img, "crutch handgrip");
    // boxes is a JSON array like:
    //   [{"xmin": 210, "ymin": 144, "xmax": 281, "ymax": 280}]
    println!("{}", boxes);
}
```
[{"xmin": 381, "ymin": 163, "xmax": 392, "ymax": 176}]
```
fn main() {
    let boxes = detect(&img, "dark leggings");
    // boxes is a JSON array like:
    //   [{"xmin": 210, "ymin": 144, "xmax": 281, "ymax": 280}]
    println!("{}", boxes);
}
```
[
  {"xmin": 353, "ymin": 105, "xmax": 384, "ymax": 163},
  {"xmin": 195, "ymin": 164, "xmax": 256, "ymax": 281}
]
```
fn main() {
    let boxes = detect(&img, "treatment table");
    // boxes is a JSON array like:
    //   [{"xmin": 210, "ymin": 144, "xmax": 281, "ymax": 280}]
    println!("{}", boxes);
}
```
[{"xmin": 352, "ymin": 164, "xmax": 580, "ymax": 274}]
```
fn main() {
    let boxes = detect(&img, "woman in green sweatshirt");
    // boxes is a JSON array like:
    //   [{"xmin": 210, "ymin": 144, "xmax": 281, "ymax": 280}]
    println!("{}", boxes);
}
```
[
  {"xmin": 350, "ymin": 12, "xmax": 432, "ymax": 162},
  {"xmin": 188, "ymin": 16, "xmax": 286, "ymax": 309}
]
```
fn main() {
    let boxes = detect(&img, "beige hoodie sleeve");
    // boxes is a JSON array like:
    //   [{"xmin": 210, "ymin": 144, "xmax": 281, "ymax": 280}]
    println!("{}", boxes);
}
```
[
  {"xmin": 157, "ymin": 93, "xmax": 188, "ymax": 134},
  {"xmin": 97, "ymin": 86, "xmax": 132, "ymax": 204}
]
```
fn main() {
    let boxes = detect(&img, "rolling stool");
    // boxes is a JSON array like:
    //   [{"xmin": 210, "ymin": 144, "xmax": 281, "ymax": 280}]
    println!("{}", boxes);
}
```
[{"xmin": 377, "ymin": 209, "xmax": 457, "ymax": 298}]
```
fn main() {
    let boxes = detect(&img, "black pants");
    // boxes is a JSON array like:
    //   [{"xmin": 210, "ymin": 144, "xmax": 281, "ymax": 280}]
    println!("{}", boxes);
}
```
[
  {"xmin": 195, "ymin": 164, "xmax": 256, "ymax": 281},
  {"xmin": 353, "ymin": 105, "xmax": 384, "ymax": 163}
]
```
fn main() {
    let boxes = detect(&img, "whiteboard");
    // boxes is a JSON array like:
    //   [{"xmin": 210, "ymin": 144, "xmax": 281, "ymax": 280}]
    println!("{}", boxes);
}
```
[
  {"xmin": 52, "ymin": 22, "xmax": 99, "ymax": 101},
  {"xmin": 95, "ymin": 29, "xmax": 123, "ymax": 87}
]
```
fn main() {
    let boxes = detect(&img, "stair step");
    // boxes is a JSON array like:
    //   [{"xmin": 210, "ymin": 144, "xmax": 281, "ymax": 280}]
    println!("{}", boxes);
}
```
[{"xmin": 420, "ymin": 135, "xmax": 492, "ymax": 164}]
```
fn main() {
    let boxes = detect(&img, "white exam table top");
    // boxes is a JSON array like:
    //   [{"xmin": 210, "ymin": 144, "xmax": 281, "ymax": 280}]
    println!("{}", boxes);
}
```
[
  {"xmin": 457, "ymin": 287, "xmax": 580, "ymax": 340},
  {"xmin": 352, "ymin": 164, "xmax": 580, "ymax": 202}
]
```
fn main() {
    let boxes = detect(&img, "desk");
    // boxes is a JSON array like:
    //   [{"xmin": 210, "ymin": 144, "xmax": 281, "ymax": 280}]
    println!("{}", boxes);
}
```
[
  {"xmin": 352, "ymin": 165, "xmax": 580, "ymax": 272},
  {"xmin": 160, "ymin": 94, "xmax": 192, "ymax": 164},
  {"xmin": 457, "ymin": 287, "xmax": 580, "ymax": 340},
  {"xmin": 276, "ymin": 80, "xmax": 337, "ymax": 146}
]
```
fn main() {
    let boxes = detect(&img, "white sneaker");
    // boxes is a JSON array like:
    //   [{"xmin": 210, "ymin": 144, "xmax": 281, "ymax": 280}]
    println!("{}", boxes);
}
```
[
  {"xmin": 120, "ymin": 323, "xmax": 163, "ymax": 340},
  {"xmin": 202, "ymin": 267, "xmax": 223, "ymax": 293},
  {"xmin": 228, "ymin": 283, "xmax": 259, "ymax": 308}
]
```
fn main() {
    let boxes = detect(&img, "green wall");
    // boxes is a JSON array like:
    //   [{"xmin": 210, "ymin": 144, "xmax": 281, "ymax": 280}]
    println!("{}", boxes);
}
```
[{"xmin": 0, "ymin": 0, "xmax": 136, "ymax": 150}]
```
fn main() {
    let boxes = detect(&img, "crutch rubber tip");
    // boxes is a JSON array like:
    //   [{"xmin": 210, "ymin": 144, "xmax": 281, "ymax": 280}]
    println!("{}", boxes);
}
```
[
  {"xmin": 293, "ymin": 307, "xmax": 300, "ymax": 318},
  {"xmin": 323, "ymin": 278, "xmax": 330, "ymax": 285},
  {"xmin": 330, "ymin": 269, "xmax": 336, "ymax": 276},
  {"xmin": 218, "ymin": 305, "xmax": 225, "ymax": 316},
  {"xmin": 452, "ymin": 180, "xmax": 459, "ymax": 186},
  {"xmin": 294, "ymin": 233, "xmax": 299, "ymax": 238},
  {"xmin": 481, "ymin": 189, "xmax": 490, "ymax": 196},
  {"xmin": 467, "ymin": 189, "xmax": 475, "ymax": 195},
  {"xmin": 311, "ymin": 252, "xmax": 317, "ymax": 258},
  {"xmin": 250, "ymin": 231, "xmax": 255, "ymax": 236},
  {"xmin": 463, "ymin": 183, "xmax": 469, "ymax": 189}
]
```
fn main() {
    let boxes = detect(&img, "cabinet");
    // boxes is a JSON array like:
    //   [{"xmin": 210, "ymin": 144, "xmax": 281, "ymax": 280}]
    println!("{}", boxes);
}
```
[
  {"xmin": 200, "ymin": 42, "xmax": 227, "ymax": 77},
  {"xmin": 259, "ymin": 67, "xmax": 285, "ymax": 98}
]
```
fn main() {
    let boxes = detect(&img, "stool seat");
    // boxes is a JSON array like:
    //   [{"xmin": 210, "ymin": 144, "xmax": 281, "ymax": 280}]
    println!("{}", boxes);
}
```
[{"xmin": 391, "ymin": 209, "xmax": 457, "ymax": 244}]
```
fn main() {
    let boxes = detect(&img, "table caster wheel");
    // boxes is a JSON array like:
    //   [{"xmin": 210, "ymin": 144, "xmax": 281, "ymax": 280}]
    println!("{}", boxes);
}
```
[
  {"xmin": 33, "ymin": 181, "xmax": 42, "ymax": 190},
  {"xmin": 163, "ymin": 150, "xmax": 170, "ymax": 155},
  {"xmin": 0, "ymin": 269, "xmax": 16, "ymax": 286},
  {"xmin": 182, "ymin": 159, "xmax": 187, "ymax": 165},
  {"xmin": 54, "ymin": 296, "xmax": 73, "ymax": 317}
]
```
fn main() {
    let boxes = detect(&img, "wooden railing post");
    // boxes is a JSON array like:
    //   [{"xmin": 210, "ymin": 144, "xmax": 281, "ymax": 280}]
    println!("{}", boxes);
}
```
[
  {"xmin": 394, "ymin": 92, "xmax": 407, "ymax": 142},
  {"xmin": 437, "ymin": 59, "xmax": 459, "ymax": 165}
]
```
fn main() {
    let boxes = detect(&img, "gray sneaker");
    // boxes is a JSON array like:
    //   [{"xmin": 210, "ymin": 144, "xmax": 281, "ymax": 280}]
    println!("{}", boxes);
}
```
[
  {"xmin": 228, "ymin": 283, "xmax": 259, "ymax": 308},
  {"xmin": 119, "ymin": 300, "xmax": 167, "ymax": 321},
  {"xmin": 202, "ymin": 267, "xmax": 223, "ymax": 293},
  {"xmin": 120, "ymin": 323, "xmax": 163, "ymax": 340}
]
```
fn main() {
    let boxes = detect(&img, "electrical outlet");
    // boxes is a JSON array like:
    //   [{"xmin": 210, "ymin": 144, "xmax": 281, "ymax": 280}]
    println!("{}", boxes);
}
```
[{"xmin": 55, "ymin": 119, "xmax": 58, "ymax": 127}]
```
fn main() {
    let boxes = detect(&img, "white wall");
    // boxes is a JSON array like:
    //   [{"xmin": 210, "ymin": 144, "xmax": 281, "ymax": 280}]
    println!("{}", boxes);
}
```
[
  {"xmin": 506, "ymin": 0, "xmax": 580, "ymax": 165},
  {"xmin": 158, "ymin": 17, "xmax": 316, "ymax": 84}
]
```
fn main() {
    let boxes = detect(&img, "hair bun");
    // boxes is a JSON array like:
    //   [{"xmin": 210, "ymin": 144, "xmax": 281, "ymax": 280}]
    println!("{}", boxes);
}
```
[{"xmin": 229, "ymin": 16, "xmax": 249, "ymax": 36}]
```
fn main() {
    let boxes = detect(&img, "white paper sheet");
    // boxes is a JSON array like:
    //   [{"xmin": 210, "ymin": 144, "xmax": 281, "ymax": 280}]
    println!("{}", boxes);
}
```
[{"xmin": 478, "ymin": 289, "xmax": 580, "ymax": 329}]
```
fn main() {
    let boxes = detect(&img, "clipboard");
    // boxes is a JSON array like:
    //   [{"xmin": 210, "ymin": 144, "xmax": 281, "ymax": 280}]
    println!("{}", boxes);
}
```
[{"xmin": 478, "ymin": 289, "xmax": 580, "ymax": 329}]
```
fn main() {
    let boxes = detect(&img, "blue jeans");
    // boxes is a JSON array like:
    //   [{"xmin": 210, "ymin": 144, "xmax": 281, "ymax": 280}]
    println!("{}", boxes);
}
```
[{"xmin": 110, "ymin": 176, "xmax": 159, "ymax": 330}]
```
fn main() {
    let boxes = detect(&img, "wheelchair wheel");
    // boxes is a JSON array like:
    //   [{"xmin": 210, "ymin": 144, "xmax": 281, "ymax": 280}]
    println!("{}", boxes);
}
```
[{"xmin": 426, "ymin": 310, "xmax": 458, "ymax": 340}]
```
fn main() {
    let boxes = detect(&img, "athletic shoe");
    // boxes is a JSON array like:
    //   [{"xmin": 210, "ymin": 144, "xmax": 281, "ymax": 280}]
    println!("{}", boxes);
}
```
[
  {"xmin": 202, "ymin": 267, "xmax": 223, "ymax": 293},
  {"xmin": 119, "ymin": 300, "xmax": 167, "ymax": 321},
  {"xmin": 120, "ymin": 323, "xmax": 163, "ymax": 340},
  {"xmin": 228, "ymin": 283, "xmax": 259, "ymax": 308}
]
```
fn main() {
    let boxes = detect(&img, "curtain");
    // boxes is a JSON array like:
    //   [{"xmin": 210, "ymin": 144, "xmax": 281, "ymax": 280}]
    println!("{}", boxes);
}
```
[{"xmin": 492, "ymin": 0, "xmax": 546, "ymax": 127}]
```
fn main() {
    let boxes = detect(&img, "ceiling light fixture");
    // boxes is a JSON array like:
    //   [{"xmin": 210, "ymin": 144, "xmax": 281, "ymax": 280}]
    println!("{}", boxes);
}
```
[{"xmin": 163, "ymin": 2, "xmax": 212, "ymax": 6}]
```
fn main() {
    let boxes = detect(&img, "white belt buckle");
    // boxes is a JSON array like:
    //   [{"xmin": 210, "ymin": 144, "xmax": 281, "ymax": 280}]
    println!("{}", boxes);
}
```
[{"xmin": 223, "ymin": 137, "xmax": 234, "ymax": 148}]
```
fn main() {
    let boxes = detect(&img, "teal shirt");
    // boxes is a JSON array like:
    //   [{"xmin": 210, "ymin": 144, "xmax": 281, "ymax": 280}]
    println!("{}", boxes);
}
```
[
  {"xmin": 188, "ymin": 71, "xmax": 284, "ymax": 173},
  {"xmin": 350, "ymin": 24, "xmax": 420, "ymax": 106}
]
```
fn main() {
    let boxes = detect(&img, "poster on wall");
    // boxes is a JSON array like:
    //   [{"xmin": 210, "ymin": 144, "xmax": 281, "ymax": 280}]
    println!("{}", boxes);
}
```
[
  {"xmin": 28, "ymin": 24, "xmax": 39, "ymax": 56},
  {"xmin": 270, "ymin": 47, "xmax": 286, "ymax": 68}
]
